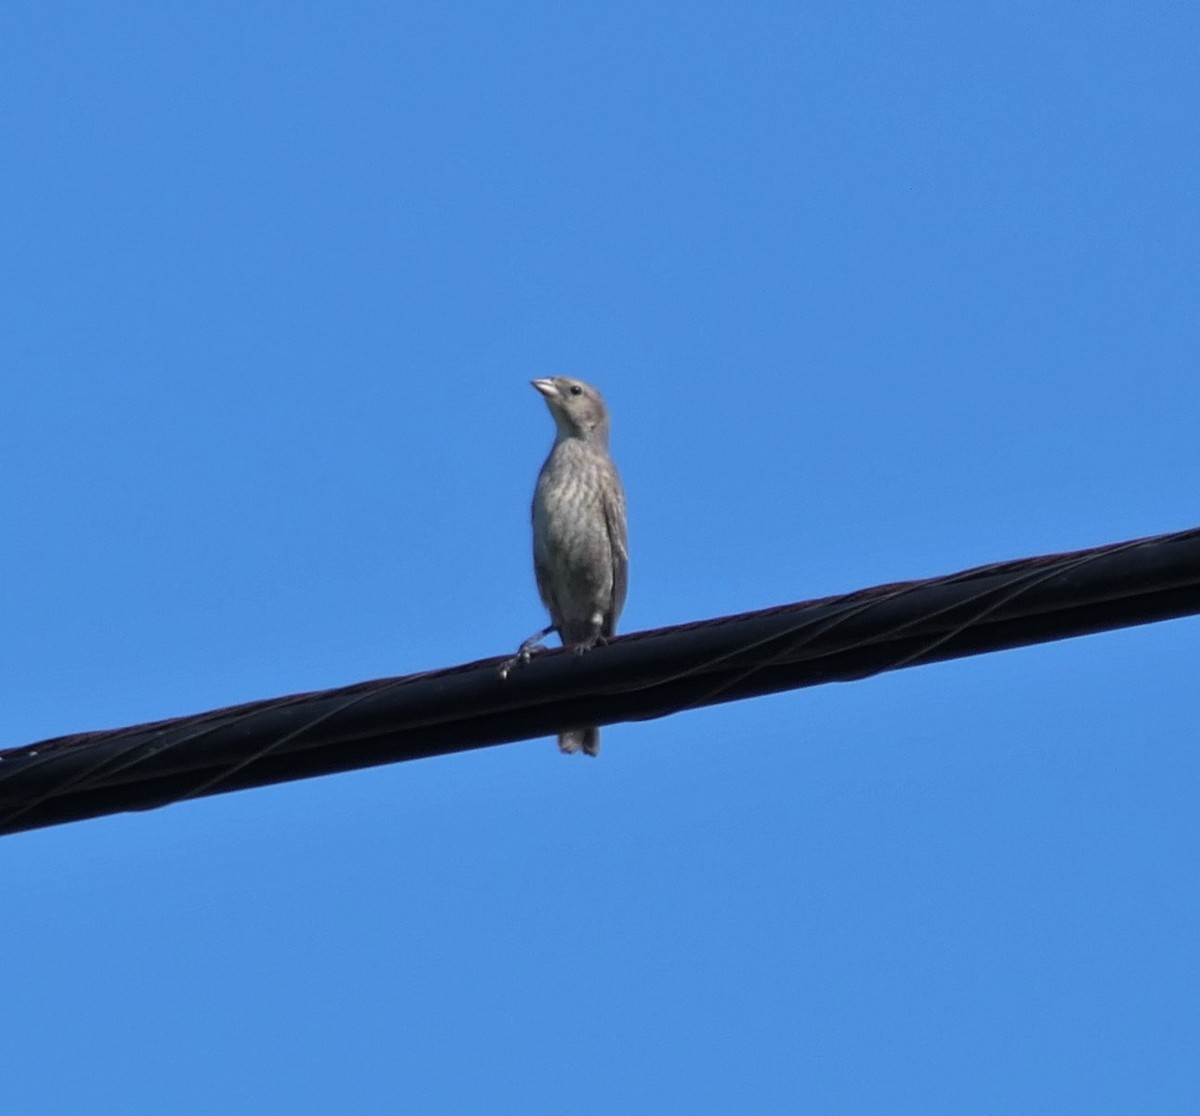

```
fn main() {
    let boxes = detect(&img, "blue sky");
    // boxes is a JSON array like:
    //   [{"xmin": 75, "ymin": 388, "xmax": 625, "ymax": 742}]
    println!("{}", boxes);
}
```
[{"xmin": 3, "ymin": 2, "xmax": 1198, "ymax": 1111}]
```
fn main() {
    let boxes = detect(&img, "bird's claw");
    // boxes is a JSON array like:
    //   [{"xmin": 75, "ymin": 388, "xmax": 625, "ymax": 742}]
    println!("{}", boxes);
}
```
[
  {"xmin": 571, "ymin": 634, "xmax": 606, "ymax": 655},
  {"xmin": 498, "ymin": 635, "xmax": 549, "ymax": 680},
  {"xmin": 498, "ymin": 652, "xmax": 528, "ymax": 680}
]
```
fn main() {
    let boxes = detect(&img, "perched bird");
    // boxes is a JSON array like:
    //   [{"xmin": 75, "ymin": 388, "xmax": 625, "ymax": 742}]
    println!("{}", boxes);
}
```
[{"xmin": 508, "ymin": 377, "xmax": 628, "ymax": 756}]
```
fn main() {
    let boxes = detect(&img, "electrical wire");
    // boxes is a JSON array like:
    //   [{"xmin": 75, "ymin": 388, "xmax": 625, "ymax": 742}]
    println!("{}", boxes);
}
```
[{"xmin": 1, "ymin": 524, "xmax": 1198, "ymax": 837}]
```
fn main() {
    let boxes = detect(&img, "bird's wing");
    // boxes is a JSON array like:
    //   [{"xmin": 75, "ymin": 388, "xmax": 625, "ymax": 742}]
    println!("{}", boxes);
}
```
[
  {"xmin": 602, "ymin": 470, "xmax": 629, "ymax": 636},
  {"xmin": 532, "ymin": 499, "xmax": 560, "ymax": 621}
]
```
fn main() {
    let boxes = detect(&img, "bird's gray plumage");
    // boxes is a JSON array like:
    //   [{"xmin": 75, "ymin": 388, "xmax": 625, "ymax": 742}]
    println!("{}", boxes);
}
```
[{"xmin": 527, "ymin": 377, "xmax": 627, "ymax": 756}]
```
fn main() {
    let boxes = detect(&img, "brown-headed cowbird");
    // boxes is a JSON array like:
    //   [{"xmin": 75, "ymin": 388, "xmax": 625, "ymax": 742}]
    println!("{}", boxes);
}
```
[{"xmin": 509, "ymin": 377, "xmax": 628, "ymax": 756}]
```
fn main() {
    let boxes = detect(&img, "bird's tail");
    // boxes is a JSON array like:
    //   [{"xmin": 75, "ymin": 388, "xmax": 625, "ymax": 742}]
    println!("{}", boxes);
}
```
[{"xmin": 558, "ymin": 727, "xmax": 600, "ymax": 757}]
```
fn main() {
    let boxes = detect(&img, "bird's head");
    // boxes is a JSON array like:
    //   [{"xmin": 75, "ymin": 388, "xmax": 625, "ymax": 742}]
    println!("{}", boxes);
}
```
[{"xmin": 531, "ymin": 377, "xmax": 610, "ymax": 444}]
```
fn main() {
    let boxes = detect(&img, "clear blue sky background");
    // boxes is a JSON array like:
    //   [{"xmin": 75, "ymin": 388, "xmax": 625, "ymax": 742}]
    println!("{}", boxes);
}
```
[{"xmin": 3, "ymin": 2, "xmax": 1198, "ymax": 1112}]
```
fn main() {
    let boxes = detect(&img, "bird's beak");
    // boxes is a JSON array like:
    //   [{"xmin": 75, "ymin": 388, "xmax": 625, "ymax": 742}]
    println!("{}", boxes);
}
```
[{"xmin": 531, "ymin": 378, "xmax": 559, "ymax": 399}]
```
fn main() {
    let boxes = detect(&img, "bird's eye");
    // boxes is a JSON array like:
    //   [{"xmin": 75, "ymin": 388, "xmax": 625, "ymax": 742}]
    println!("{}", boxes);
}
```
[{"xmin": 569, "ymin": 384, "xmax": 583, "ymax": 396}]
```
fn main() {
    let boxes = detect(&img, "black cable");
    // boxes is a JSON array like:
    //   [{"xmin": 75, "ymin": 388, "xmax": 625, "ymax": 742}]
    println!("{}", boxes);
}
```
[{"xmin": 1, "ymin": 525, "xmax": 1198, "ymax": 837}]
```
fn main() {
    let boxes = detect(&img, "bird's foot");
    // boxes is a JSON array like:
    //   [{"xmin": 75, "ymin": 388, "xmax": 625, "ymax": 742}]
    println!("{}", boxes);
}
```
[
  {"xmin": 498, "ymin": 647, "xmax": 536, "ymax": 680},
  {"xmin": 498, "ymin": 626, "xmax": 555, "ymax": 679},
  {"xmin": 571, "ymin": 633, "xmax": 607, "ymax": 655}
]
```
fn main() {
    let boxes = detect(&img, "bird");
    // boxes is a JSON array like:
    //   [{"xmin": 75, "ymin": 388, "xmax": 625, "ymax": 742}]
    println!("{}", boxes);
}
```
[{"xmin": 504, "ymin": 377, "xmax": 628, "ymax": 756}]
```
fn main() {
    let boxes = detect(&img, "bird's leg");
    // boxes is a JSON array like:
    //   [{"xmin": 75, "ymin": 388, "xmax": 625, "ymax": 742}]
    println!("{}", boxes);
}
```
[
  {"xmin": 516, "ymin": 624, "xmax": 556, "ymax": 660},
  {"xmin": 498, "ymin": 624, "xmax": 556, "ymax": 680}
]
